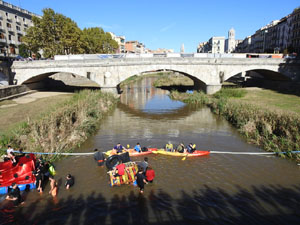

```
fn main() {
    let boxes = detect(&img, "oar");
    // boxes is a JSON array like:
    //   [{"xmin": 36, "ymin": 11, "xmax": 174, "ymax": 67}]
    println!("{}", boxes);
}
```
[{"xmin": 182, "ymin": 153, "xmax": 188, "ymax": 161}]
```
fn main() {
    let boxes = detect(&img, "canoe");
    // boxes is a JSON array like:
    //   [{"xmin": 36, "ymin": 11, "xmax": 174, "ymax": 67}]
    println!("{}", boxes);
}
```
[
  {"xmin": 105, "ymin": 148, "xmax": 158, "ymax": 157},
  {"xmin": 0, "ymin": 154, "xmax": 36, "ymax": 194},
  {"xmin": 152, "ymin": 150, "xmax": 210, "ymax": 157}
]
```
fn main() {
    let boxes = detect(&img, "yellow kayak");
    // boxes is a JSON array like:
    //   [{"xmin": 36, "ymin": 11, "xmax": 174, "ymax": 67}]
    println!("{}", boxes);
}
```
[{"xmin": 152, "ymin": 149, "xmax": 210, "ymax": 157}]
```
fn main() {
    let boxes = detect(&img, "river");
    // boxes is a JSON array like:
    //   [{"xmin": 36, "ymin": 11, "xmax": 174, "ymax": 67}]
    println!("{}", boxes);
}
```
[{"xmin": 1, "ymin": 77, "xmax": 300, "ymax": 225}]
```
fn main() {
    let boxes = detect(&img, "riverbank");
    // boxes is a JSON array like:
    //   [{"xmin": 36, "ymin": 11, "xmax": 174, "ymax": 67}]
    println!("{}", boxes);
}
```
[
  {"xmin": 169, "ymin": 88, "xmax": 300, "ymax": 161},
  {"xmin": 0, "ymin": 90, "xmax": 118, "ymax": 160}
]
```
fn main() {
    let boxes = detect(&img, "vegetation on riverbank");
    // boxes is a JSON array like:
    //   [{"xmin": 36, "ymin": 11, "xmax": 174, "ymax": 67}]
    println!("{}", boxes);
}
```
[
  {"xmin": 153, "ymin": 73, "xmax": 194, "ymax": 87},
  {"xmin": 0, "ymin": 90, "xmax": 118, "ymax": 160},
  {"xmin": 170, "ymin": 88, "xmax": 300, "ymax": 161}
]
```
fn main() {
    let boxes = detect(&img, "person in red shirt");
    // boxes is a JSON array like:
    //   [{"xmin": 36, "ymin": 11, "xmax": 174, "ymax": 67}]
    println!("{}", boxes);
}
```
[
  {"xmin": 145, "ymin": 165, "xmax": 155, "ymax": 183},
  {"xmin": 115, "ymin": 163, "xmax": 126, "ymax": 176}
]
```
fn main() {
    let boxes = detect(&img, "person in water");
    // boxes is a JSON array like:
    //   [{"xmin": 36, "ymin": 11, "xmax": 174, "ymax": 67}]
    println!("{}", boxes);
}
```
[
  {"xmin": 113, "ymin": 161, "xmax": 126, "ymax": 178},
  {"xmin": 165, "ymin": 142, "xmax": 174, "ymax": 152},
  {"xmin": 6, "ymin": 183, "xmax": 23, "ymax": 206},
  {"xmin": 113, "ymin": 143, "xmax": 126, "ymax": 154},
  {"xmin": 138, "ymin": 157, "xmax": 149, "ymax": 173},
  {"xmin": 134, "ymin": 143, "xmax": 142, "ymax": 153},
  {"xmin": 145, "ymin": 165, "xmax": 155, "ymax": 183},
  {"xmin": 65, "ymin": 174, "xmax": 75, "ymax": 189},
  {"xmin": 34, "ymin": 168, "xmax": 43, "ymax": 192},
  {"xmin": 135, "ymin": 167, "xmax": 148, "ymax": 193},
  {"xmin": 94, "ymin": 148, "xmax": 106, "ymax": 166},
  {"xmin": 176, "ymin": 143, "xmax": 185, "ymax": 153},
  {"xmin": 48, "ymin": 176, "xmax": 58, "ymax": 197}
]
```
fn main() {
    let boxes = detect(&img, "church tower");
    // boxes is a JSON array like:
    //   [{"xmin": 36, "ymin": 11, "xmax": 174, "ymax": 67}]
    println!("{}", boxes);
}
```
[{"xmin": 227, "ymin": 28, "xmax": 236, "ymax": 53}]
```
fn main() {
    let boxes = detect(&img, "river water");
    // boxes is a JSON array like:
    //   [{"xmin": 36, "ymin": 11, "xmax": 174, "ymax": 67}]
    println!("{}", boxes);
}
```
[{"xmin": 1, "ymin": 77, "xmax": 300, "ymax": 225}]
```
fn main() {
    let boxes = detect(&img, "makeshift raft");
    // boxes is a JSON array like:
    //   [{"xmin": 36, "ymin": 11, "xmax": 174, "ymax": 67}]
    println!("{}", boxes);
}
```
[{"xmin": 107, "ymin": 161, "xmax": 138, "ymax": 187}]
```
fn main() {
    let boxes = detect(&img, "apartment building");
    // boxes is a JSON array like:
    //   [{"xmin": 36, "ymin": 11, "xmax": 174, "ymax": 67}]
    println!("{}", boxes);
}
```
[
  {"xmin": 0, "ymin": 0, "xmax": 39, "ymax": 58},
  {"xmin": 292, "ymin": 7, "xmax": 300, "ymax": 53},
  {"xmin": 125, "ymin": 41, "xmax": 145, "ymax": 53},
  {"xmin": 109, "ymin": 32, "xmax": 125, "ymax": 53}
]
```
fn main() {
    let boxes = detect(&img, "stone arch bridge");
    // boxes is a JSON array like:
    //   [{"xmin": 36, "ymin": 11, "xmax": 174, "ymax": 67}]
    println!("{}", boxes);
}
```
[{"xmin": 12, "ymin": 57, "xmax": 300, "ymax": 94}]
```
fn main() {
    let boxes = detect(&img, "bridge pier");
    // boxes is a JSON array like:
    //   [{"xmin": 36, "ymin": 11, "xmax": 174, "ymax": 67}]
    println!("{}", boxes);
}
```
[
  {"xmin": 206, "ymin": 84, "xmax": 222, "ymax": 95},
  {"xmin": 100, "ymin": 87, "xmax": 119, "ymax": 96}
]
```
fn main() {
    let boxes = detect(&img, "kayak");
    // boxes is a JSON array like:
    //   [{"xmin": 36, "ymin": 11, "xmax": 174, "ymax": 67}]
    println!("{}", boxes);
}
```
[
  {"xmin": 105, "ymin": 148, "xmax": 158, "ymax": 157},
  {"xmin": 152, "ymin": 150, "xmax": 210, "ymax": 157},
  {"xmin": 0, "ymin": 154, "xmax": 36, "ymax": 194}
]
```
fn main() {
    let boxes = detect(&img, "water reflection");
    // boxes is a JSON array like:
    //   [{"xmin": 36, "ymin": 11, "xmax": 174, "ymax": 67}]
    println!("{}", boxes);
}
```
[{"xmin": 120, "ymin": 77, "xmax": 185, "ymax": 114}]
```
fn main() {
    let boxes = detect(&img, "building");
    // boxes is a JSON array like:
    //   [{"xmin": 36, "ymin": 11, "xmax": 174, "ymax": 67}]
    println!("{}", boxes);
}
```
[
  {"xmin": 225, "ymin": 28, "xmax": 236, "ymax": 53},
  {"xmin": 209, "ymin": 36, "xmax": 225, "ymax": 53},
  {"xmin": 197, "ymin": 41, "xmax": 209, "ymax": 53},
  {"xmin": 292, "ymin": 7, "xmax": 300, "ymax": 54},
  {"xmin": 180, "ymin": 43, "xmax": 184, "ymax": 53},
  {"xmin": 125, "ymin": 41, "xmax": 145, "ymax": 53},
  {"xmin": 109, "ymin": 32, "xmax": 125, "ymax": 53},
  {"xmin": 0, "ymin": 0, "xmax": 40, "ymax": 58}
]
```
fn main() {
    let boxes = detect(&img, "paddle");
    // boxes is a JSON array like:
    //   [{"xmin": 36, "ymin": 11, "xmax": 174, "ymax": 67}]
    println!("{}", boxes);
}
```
[{"xmin": 182, "ymin": 153, "xmax": 188, "ymax": 161}]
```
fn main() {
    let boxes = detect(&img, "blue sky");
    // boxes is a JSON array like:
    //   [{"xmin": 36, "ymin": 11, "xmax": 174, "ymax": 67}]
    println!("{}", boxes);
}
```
[{"xmin": 8, "ymin": 0, "xmax": 300, "ymax": 52}]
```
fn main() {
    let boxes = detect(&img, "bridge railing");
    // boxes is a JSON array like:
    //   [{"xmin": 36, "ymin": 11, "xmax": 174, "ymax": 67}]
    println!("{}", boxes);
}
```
[{"xmin": 53, "ymin": 53, "xmax": 286, "ymax": 61}]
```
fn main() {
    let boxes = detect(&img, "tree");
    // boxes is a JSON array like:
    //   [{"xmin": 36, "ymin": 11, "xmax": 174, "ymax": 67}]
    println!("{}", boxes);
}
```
[
  {"xmin": 81, "ymin": 27, "xmax": 119, "ymax": 54},
  {"xmin": 23, "ymin": 8, "xmax": 83, "ymax": 58},
  {"xmin": 18, "ymin": 43, "xmax": 30, "ymax": 58}
]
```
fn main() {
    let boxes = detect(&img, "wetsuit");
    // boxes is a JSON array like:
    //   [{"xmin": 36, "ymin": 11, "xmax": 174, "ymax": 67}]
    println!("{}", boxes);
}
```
[
  {"xmin": 8, "ymin": 186, "xmax": 22, "ymax": 206},
  {"xmin": 136, "ymin": 172, "xmax": 146, "ymax": 191},
  {"xmin": 65, "ymin": 177, "xmax": 74, "ymax": 188},
  {"xmin": 94, "ymin": 151, "xmax": 105, "ymax": 166}
]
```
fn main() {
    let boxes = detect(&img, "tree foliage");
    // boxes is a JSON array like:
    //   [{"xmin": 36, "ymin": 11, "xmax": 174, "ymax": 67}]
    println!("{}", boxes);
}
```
[{"xmin": 22, "ymin": 8, "xmax": 119, "ymax": 58}]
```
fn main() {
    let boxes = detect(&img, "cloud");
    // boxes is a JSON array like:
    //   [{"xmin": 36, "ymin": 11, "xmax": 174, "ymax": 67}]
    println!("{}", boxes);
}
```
[{"xmin": 160, "ymin": 23, "xmax": 176, "ymax": 32}]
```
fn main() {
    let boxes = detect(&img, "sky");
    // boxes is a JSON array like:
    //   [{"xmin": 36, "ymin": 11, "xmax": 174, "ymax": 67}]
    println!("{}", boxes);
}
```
[{"xmin": 7, "ymin": 0, "xmax": 300, "ymax": 53}]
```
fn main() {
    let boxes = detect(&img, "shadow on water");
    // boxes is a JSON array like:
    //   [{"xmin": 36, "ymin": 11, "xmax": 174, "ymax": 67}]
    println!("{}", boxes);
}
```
[{"xmin": 1, "ymin": 184, "xmax": 300, "ymax": 225}]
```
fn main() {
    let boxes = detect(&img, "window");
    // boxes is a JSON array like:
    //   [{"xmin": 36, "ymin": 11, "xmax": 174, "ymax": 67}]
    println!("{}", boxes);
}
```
[
  {"xmin": 16, "ymin": 26, "xmax": 20, "ymax": 31},
  {"xmin": 6, "ymin": 23, "xmax": 11, "ymax": 28},
  {"xmin": 8, "ymin": 34, "xmax": 11, "ymax": 40}
]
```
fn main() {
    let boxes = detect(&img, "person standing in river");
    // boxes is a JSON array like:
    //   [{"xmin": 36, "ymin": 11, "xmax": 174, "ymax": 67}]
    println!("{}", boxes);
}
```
[
  {"xmin": 65, "ymin": 174, "xmax": 75, "ymax": 189},
  {"xmin": 135, "ymin": 167, "xmax": 148, "ymax": 193},
  {"xmin": 94, "ymin": 149, "xmax": 106, "ymax": 166}
]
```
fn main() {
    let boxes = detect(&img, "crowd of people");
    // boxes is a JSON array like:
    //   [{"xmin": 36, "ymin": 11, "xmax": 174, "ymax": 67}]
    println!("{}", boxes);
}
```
[
  {"xmin": 3, "ymin": 141, "xmax": 195, "ymax": 206},
  {"xmin": 3, "ymin": 145, "xmax": 75, "ymax": 207}
]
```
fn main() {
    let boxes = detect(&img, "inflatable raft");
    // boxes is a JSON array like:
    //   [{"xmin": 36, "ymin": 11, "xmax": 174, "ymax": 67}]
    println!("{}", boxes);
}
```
[
  {"xmin": 107, "ymin": 161, "xmax": 138, "ymax": 187},
  {"xmin": 0, "ymin": 154, "xmax": 36, "ymax": 194},
  {"xmin": 105, "ymin": 148, "xmax": 158, "ymax": 157},
  {"xmin": 153, "ymin": 150, "xmax": 210, "ymax": 157}
]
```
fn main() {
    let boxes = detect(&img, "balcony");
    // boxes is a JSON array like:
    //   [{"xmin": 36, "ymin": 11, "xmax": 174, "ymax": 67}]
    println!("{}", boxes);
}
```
[
  {"xmin": 16, "ymin": 30, "xmax": 23, "ymax": 35},
  {"xmin": 8, "ymin": 40, "xmax": 15, "ymax": 45},
  {"xmin": 0, "ymin": 38, "xmax": 6, "ymax": 43},
  {"xmin": 16, "ymin": 18, "xmax": 21, "ymax": 24},
  {"xmin": 7, "ymin": 27, "xmax": 14, "ymax": 32}
]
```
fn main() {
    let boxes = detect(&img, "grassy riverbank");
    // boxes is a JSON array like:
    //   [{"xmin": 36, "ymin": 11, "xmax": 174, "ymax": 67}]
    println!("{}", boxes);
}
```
[
  {"xmin": 0, "ymin": 90, "xmax": 118, "ymax": 160},
  {"xmin": 170, "ymin": 88, "xmax": 300, "ymax": 161}
]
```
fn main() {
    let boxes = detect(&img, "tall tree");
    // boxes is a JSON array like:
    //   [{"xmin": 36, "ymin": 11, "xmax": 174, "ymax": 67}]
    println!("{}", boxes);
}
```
[{"xmin": 23, "ymin": 8, "xmax": 83, "ymax": 58}]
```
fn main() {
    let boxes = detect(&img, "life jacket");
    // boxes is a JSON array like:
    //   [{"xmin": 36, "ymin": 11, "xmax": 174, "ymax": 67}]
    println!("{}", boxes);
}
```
[{"xmin": 49, "ymin": 163, "xmax": 56, "ymax": 176}]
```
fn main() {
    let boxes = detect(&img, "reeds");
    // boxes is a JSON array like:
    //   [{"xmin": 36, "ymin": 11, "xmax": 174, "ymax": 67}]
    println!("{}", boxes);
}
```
[{"xmin": 0, "ymin": 90, "xmax": 118, "ymax": 160}]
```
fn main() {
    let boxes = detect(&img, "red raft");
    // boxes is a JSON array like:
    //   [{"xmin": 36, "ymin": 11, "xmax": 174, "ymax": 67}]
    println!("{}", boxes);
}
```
[{"xmin": 0, "ymin": 154, "xmax": 36, "ymax": 194}]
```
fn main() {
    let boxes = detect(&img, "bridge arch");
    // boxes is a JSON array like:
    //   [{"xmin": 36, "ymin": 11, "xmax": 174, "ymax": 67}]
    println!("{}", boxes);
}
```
[{"xmin": 224, "ymin": 67, "xmax": 292, "ymax": 83}]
